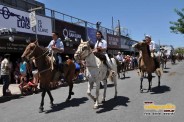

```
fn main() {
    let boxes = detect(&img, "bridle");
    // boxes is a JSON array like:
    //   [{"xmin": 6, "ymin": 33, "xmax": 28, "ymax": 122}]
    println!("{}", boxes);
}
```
[
  {"xmin": 75, "ymin": 45, "xmax": 92, "ymax": 60},
  {"xmin": 27, "ymin": 44, "xmax": 49, "ymax": 61},
  {"xmin": 26, "ymin": 44, "xmax": 52, "ymax": 74}
]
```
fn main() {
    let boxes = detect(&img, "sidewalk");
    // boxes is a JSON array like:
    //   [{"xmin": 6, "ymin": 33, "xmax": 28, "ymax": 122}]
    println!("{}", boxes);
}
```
[{"xmin": 0, "ymin": 84, "xmax": 21, "ymax": 97}]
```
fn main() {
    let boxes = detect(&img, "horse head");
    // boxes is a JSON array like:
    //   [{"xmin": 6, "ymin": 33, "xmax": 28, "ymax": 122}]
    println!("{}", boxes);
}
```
[
  {"xmin": 21, "ymin": 41, "xmax": 39, "ymax": 60},
  {"xmin": 133, "ymin": 42, "xmax": 147, "ymax": 51},
  {"xmin": 74, "ymin": 39, "xmax": 92, "ymax": 61}
]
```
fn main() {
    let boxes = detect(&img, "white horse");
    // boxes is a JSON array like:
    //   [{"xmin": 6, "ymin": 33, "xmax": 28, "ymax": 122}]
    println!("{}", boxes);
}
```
[{"xmin": 74, "ymin": 40, "xmax": 117, "ymax": 109}]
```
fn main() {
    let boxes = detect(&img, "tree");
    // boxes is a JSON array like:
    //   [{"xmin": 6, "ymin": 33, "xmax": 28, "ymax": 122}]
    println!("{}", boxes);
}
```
[
  {"xmin": 170, "ymin": 8, "xmax": 184, "ymax": 34},
  {"xmin": 175, "ymin": 48, "xmax": 184, "ymax": 54}
]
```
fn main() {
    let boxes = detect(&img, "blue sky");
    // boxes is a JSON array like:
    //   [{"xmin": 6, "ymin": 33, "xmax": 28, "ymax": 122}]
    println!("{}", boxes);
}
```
[{"xmin": 37, "ymin": 0, "xmax": 184, "ymax": 48}]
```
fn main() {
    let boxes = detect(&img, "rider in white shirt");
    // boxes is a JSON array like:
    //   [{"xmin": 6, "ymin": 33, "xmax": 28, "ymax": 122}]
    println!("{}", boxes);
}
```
[
  {"xmin": 116, "ymin": 52, "xmax": 123, "ymax": 62},
  {"xmin": 144, "ymin": 35, "xmax": 160, "ymax": 69},
  {"xmin": 93, "ymin": 31, "xmax": 113, "ymax": 71},
  {"xmin": 47, "ymin": 32, "xmax": 64, "ymax": 72}
]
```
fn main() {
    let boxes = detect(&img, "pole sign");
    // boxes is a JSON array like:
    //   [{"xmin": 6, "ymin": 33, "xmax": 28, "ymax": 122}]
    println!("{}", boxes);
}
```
[{"xmin": 29, "ymin": 11, "xmax": 36, "ymax": 27}]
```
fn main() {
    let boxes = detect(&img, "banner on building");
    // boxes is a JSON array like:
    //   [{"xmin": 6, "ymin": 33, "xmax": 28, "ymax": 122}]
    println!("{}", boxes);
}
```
[
  {"xmin": 55, "ymin": 20, "xmax": 86, "ymax": 42},
  {"xmin": 0, "ymin": 5, "xmax": 52, "ymax": 36}
]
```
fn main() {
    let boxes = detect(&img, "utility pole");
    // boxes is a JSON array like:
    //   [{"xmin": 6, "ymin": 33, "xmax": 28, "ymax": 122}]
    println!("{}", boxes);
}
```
[
  {"xmin": 112, "ymin": 16, "xmax": 114, "ymax": 34},
  {"xmin": 118, "ymin": 20, "xmax": 121, "ymax": 36}
]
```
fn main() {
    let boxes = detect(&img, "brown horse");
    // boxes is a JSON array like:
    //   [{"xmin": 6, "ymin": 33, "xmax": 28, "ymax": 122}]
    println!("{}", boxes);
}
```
[
  {"xmin": 115, "ymin": 59, "xmax": 126, "ymax": 79},
  {"xmin": 160, "ymin": 50, "xmax": 167, "ymax": 69},
  {"xmin": 21, "ymin": 41, "xmax": 76, "ymax": 112},
  {"xmin": 133, "ymin": 42, "xmax": 162, "ymax": 92}
]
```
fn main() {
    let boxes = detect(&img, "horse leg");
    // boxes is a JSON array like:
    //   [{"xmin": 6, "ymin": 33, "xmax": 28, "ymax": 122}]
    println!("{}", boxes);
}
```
[
  {"xmin": 113, "ymin": 76, "xmax": 118, "ymax": 98},
  {"xmin": 39, "ymin": 89, "xmax": 46, "ymax": 113},
  {"xmin": 94, "ymin": 81, "xmax": 100, "ymax": 109},
  {"xmin": 165, "ymin": 62, "xmax": 166, "ymax": 69},
  {"xmin": 140, "ymin": 72, "xmax": 143, "ymax": 93},
  {"xmin": 66, "ymin": 80, "xmax": 74, "ymax": 102},
  {"xmin": 102, "ymin": 80, "xmax": 107, "ymax": 103},
  {"xmin": 147, "ymin": 73, "xmax": 152, "ymax": 92},
  {"xmin": 158, "ymin": 76, "xmax": 161, "ymax": 87},
  {"xmin": 87, "ymin": 81, "xmax": 96, "ymax": 102},
  {"xmin": 46, "ymin": 89, "xmax": 54, "ymax": 107}
]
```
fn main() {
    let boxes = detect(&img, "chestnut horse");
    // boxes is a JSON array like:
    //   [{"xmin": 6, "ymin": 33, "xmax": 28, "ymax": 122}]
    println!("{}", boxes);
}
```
[
  {"xmin": 133, "ymin": 42, "xmax": 162, "ymax": 92},
  {"xmin": 21, "ymin": 41, "xmax": 75, "ymax": 112}
]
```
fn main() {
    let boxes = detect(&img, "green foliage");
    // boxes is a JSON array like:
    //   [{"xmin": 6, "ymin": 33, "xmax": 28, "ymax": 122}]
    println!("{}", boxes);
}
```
[
  {"xmin": 170, "ymin": 8, "xmax": 184, "ymax": 34},
  {"xmin": 175, "ymin": 48, "xmax": 184, "ymax": 54}
]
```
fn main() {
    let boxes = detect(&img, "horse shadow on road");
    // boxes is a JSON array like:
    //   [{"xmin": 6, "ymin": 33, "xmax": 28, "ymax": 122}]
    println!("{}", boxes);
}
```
[
  {"xmin": 96, "ymin": 96, "xmax": 130, "ymax": 114},
  {"xmin": 0, "ymin": 94, "xmax": 23, "ymax": 103},
  {"xmin": 164, "ymin": 67, "xmax": 170, "ymax": 69},
  {"xmin": 150, "ymin": 85, "xmax": 171, "ymax": 94},
  {"xmin": 45, "ymin": 97, "xmax": 88, "ymax": 114},
  {"xmin": 120, "ymin": 76, "xmax": 131, "ymax": 80},
  {"xmin": 163, "ymin": 70, "xmax": 169, "ymax": 73}
]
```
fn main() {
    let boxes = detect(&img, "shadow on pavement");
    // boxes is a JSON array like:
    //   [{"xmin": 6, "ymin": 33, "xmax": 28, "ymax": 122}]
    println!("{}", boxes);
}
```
[
  {"xmin": 151, "ymin": 85, "xmax": 171, "ymax": 94},
  {"xmin": 45, "ymin": 97, "xmax": 88, "ymax": 114},
  {"xmin": 96, "ymin": 96, "xmax": 130, "ymax": 114},
  {"xmin": 164, "ymin": 67, "xmax": 170, "ymax": 69},
  {"xmin": 163, "ymin": 70, "xmax": 169, "ymax": 73},
  {"xmin": 120, "ymin": 76, "xmax": 130, "ymax": 80},
  {"xmin": 0, "ymin": 94, "xmax": 24, "ymax": 103}
]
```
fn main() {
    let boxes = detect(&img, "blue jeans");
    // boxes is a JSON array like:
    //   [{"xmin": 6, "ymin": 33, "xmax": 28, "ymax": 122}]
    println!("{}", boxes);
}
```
[
  {"xmin": 1, "ymin": 75, "xmax": 10, "ymax": 96},
  {"xmin": 54, "ymin": 53, "xmax": 62, "ymax": 69}
]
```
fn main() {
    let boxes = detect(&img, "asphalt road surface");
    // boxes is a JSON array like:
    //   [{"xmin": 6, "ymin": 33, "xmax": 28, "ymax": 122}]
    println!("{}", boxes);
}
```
[{"xmin": 0, "ymin": 61, "xmax": 183, "ymax": 122}]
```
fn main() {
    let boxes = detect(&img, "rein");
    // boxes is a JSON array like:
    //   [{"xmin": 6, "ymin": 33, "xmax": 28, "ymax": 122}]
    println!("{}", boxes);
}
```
[
  {"xmin": 28, "ymin": 44, "xmax": 53, "ymax": 73},
  {"xmin": 30, "ymin": 45, "xmax": 49, "ymax": 60}
]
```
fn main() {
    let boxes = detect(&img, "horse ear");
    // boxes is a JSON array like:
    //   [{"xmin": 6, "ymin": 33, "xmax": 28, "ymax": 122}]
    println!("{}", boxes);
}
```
[
  {"xmin": 34, "ymin": 40, "xmax": 39, "ymax": 45},
  {"xmin": 80, "ymin": 39, "xmax": 84, "ymax": 43}
]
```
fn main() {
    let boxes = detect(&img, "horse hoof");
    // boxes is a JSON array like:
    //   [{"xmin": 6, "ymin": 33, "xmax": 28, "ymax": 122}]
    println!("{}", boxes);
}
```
[
  {"xmin": 65, "ymin": 99, "xmax": 70, "ymax": 102},
  {"xmin": 102, "ymin": 99, "xmax": 105, "ymax": 103},
  {"xmin": 50, "ymin": 103, "xmax": 54, "ymax": 108},
  {"xmin": 93, "ymin": 98, "xmax": 96, "ymax": 103},
  {"xmin": 93, "ymin": 105, "xmax": 98, "ymax": 109},
  {"xmin": 140, "ymin": 89, "xmax": 143, "ymax": 93},
  {"xmin": 148, "ymin": 89, "xmax": 152, "ymax": 92},
  {"xmin": 71, "ymin": 92, "xmax": 74, "ymax": 95},
  {"xmin": 39, "ymin": 107, "xmax": 44, "ymax": 113}
]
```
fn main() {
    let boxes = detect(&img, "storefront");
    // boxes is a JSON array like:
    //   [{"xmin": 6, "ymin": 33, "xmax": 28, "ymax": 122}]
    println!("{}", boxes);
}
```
[
  {"xmin": 0, "ymin": 4, "xmax": 52, "ymax": 83},
  {"xmin": 55, "ymin": 19, "xmax": 86, "ymax": 55}
]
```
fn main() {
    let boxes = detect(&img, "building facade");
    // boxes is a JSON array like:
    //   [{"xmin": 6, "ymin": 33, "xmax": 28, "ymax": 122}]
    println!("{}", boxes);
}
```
[{"xmin": 0, "ymin": 0, "xmax": 45, "ymax": 15}]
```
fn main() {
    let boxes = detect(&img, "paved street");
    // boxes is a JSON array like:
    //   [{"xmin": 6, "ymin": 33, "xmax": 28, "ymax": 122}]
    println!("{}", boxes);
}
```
[{"xmin": 0, "ymin": 61, "xmax": 183, "ymax": 122}]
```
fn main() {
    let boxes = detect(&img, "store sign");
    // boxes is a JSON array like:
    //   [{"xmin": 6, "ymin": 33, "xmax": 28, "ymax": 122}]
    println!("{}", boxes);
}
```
[
  {"xmin": 55, "ymin": 20, "xmax": 86, "ymax": 42},
  {"xmin": 0, "ymin": 40, "xmax": 27, "ymax": 52},
  {"xmin": 107, "ymin": 34, "xmax": 120, "ymax": 49},
  {"xmin": 0, "ymin": 5, "xmax": 52, "ymax": 36}
]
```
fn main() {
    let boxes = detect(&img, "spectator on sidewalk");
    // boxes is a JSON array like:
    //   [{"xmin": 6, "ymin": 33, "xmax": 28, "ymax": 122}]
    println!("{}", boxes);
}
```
[
  {"xmin": 31, "ymin": 59, "xmax": 39, "ymax": 87},
  {"xmin": 19, "ymin": 59, "xmax": 28, "ymax": 82},
  {"xmin": 1, "ymin": 54, "xmax": 11, "ymax": 96}
]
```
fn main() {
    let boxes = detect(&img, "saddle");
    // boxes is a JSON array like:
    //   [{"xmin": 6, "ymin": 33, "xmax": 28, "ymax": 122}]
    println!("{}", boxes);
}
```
[{"xmin": 94, "ymin": 52, "xmax": 107, "ymax": 62}]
